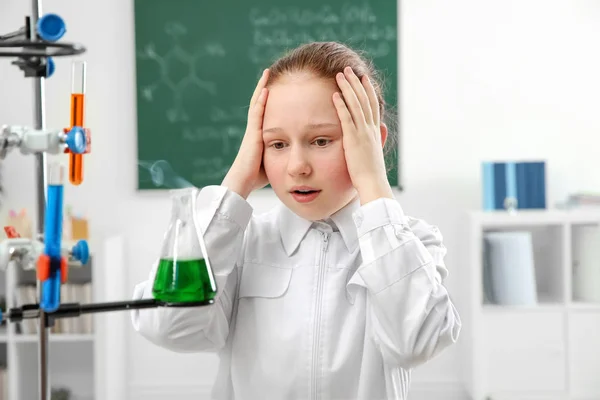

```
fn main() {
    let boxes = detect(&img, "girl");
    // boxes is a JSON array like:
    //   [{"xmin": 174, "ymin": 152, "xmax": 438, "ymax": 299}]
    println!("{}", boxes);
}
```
[{"xmin": 131, "ymin": 41, "xmax": 461, "ymax": 400}]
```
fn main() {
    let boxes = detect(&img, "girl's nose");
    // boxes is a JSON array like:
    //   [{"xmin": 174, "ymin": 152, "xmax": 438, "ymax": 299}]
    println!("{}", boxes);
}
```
[{"xmin": 287, "ymin": 148, "xmax": 312, "ymax": 177}]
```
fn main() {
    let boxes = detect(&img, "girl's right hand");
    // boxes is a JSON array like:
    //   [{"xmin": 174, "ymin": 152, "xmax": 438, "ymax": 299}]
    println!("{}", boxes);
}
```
[{"xmin": 221, "ymin": 69, "xmax": 270, "ymax": 199}]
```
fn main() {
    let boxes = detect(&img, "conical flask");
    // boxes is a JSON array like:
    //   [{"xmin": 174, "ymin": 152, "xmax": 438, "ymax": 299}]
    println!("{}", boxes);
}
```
[{"xmin": 152, "ymin": 187, "xmax": 217, "ymax": 305}]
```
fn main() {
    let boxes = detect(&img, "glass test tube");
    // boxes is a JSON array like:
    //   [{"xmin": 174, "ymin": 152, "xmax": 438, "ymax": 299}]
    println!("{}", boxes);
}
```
[
  {"xmin": 69, "ymin": 61, "xmax": 86, "ymax": 185},
  {"xmin": 46, "ymin": 163, "xmax": 64, "ymax": 257},
  {"xmin": 43, "ymin": 163, "xmax": 64, "ymax": 311}
]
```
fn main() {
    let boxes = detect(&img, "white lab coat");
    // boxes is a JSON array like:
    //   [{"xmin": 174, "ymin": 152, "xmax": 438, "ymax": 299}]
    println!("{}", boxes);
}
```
[{"xmin": 131, "ymin": 186, "xmax": 461, "ymax": 400}]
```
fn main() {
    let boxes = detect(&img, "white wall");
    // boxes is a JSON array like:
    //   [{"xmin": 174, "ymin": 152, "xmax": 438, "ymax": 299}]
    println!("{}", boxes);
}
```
[{"xmin": 1, "ymin": 0, "xmax": 600, "ymax": 398}]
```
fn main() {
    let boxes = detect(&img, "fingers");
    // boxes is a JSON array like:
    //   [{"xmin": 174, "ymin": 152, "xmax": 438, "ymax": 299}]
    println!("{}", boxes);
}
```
[
  {"xmin": 247, "ymin": 88, "xmax": 269, "ymax": 133},
  {"xmin": 249, "ymin": 69, "xmax": 270, "ymax": 109},
  {"xmin": 362, "ymin": 75, "xmax": 380, "ymax": 127},
  {"xmin": 336, "ymin": 70, "xmax": 366, "ymax": 129},
  {"xmin": 343, "ymin": 67, "xmax": 374, "ymax": 126},
  {"xmin": 336, "ymin": 67, "xmax": 373, "ymax": 127},
  {"xmin": 332, "ymin": 92, "xmax": 355, "ymax": 136}
]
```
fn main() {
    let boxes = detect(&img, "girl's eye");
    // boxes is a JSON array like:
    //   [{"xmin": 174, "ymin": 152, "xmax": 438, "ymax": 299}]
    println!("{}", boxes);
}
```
[
  {"xmin": 271, "ymin": 142, "xmax": 286, "ymax": 149},
  {"xmin": 314, "ymin": 138, "xmax": 330, "ymax": 147}
]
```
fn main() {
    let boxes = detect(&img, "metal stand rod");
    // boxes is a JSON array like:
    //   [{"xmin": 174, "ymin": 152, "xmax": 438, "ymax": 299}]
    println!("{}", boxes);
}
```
[{"xmin": 29, "ymin": 0, "xmax": 50, "ymax": 399}]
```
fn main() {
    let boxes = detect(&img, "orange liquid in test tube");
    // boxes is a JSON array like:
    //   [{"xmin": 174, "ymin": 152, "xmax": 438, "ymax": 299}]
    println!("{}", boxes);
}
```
[{"xmin": 69, "ymin": 62, "xmax": 86, "ymax": 185}]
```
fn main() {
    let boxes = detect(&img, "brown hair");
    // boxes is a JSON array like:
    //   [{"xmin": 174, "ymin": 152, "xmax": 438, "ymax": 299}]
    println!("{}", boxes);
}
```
[{"xmin": 266, "ymin": 41, "xmax": 397, "ymax": 166}]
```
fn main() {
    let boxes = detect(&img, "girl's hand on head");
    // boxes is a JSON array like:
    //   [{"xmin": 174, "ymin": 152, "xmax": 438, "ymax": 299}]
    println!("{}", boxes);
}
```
[
  {"xmin": 333, "ymin": 67, "xmax": 394, "ymax": 205},
  {"xmin": 222, "ymin": 69, "xmax": 270, "ymax": 199}
]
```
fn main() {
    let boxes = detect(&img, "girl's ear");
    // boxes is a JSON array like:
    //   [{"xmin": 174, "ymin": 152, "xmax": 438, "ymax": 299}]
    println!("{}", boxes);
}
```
[{"xmin": 379, "ymin": 123, "xmax": 388, "ymax": 148}]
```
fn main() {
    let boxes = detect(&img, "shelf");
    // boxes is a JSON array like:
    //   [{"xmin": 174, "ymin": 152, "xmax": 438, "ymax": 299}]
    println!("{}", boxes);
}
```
[
  {"xmin": 467, "ymin": 208, "xmax": 600, "ymax": 399},
  {"xmin": 14, "ymin": 334, "xmax": 94, "ymax": 343},
  {"xmin": 569, "ymin": 302, "xmax": 600, "ymax": 311},
  {"xmin": 471, "ymin": 208, "xmax": 600, "ymax": 228},
  {"xmin": 483, "ymin": 303, "xmax": 565, "ymax": 313},
  {"xmin": 482, "ymin": 226, "xmax": 565, "ymax": 306},
  {"xmin": 0, "ymin": 244, "xmax": 104, "ymax": 400},
  {"xmin": 483, "ymin": 303, "xmax": 600, "ymax": 312},
  {"xmin": 473, "ymin": 209, "xmax": 567, "ymax": 227}
]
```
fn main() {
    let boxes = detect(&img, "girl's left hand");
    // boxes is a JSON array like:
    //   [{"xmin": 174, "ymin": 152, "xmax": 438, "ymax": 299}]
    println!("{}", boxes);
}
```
[{"xmin": 333, "ymin": 66, "xmax": 394, "ymax": 205}]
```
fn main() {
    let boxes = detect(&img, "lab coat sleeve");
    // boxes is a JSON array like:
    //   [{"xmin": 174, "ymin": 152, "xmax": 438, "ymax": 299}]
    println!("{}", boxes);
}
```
[
  {"xmin": 131, "ymin": 185, "xmax": 253, "ymax": 353},
  {"xmin": 347, "ymin": 198, "xmax": 461, "ymax": 369}
]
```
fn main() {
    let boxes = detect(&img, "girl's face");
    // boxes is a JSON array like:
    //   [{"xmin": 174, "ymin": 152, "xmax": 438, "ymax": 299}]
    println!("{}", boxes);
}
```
[{"xmin": 262, "ymin": 72, "xmax": 357, "ymax": 221}]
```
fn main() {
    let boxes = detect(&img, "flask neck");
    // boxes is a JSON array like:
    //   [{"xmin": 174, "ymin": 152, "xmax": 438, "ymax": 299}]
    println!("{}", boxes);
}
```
[
  {"xmin": 169, "ymin": 188, "xmax": 197, "ymax": 223},
  {"xmin": 161, "ymin": 187, "xmax": 204, "ymax": 261}
]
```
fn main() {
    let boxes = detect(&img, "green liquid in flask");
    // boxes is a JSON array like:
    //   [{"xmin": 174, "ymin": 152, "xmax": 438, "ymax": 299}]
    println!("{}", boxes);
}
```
[{"xmin": 152, "ymin": 258, "xmax": 217, "ymax": 304}]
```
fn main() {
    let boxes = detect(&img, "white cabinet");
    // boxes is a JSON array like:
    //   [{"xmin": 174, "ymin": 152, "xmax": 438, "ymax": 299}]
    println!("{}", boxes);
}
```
[{"xmin": 464, "ymin": 210, "xmax": 600, "ymax": 400}]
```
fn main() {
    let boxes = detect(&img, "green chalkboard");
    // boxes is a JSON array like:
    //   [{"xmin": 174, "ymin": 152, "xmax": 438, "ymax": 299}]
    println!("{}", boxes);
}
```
[{"xmin": 134, "ymin": 0, "xmax": 399, "ymax": 190}]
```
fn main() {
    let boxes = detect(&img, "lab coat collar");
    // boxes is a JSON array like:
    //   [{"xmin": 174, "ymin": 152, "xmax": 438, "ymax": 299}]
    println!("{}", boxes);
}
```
[{"xmin": 278, "ymin": 197, "xmax": 361, "ymax": 256}]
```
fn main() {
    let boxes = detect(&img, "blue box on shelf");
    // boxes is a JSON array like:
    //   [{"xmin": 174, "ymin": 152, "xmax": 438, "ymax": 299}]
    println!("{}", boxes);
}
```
[{"xmin": 482, "ymin": 161, "xmax": 546, "ymax": 211}]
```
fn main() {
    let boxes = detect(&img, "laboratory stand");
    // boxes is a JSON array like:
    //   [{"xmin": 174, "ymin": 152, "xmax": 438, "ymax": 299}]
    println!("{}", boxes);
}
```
[{"xmin": 0, "ymin": 2, "xmax": 216, "ymax": 399}]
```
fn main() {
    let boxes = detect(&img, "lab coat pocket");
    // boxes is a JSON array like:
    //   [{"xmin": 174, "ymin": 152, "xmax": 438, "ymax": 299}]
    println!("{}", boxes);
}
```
[
  {"xmin": 236, "ymin": 263, "xmax": 296, "ymax": 340},
  {"xmin": 232, "ymin": 264, "xmax": 303, "ymax": 393},
  {"xmin": 238, "ymin": 263, "xmax": 293, "ymax": 299},
  {"xmin": 234, "ymin": 263, "xmax": 298, "ymax": 364}
]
